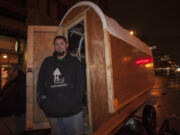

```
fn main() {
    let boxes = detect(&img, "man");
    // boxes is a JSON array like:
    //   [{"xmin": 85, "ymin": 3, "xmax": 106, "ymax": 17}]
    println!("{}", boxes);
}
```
[
  {"xmin": 0, "ymin": 64, "xmax": 26, "ymax": 135},
  {"xmin": 37, "ymin": 35, "xmax": 84, "ymax": 135}
]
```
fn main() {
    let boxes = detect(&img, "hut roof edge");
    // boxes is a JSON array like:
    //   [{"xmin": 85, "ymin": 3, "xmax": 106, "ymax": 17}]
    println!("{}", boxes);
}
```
[{"xmin": 59, "ymin": 1, "xmax": 152, "ymax": 56}]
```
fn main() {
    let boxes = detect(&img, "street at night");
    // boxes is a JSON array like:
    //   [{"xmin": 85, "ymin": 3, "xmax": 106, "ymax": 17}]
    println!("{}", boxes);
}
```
[
  {"xmin": 1, "ymin": 0, "xmax": 180, "ymax": 135},
  {"xmin": 115, "ymin": 74, "xmax": 180, "ymax": 135},
  {"xmin": 148, "ymin": 74, "xmax": 180, "ymax": 134}
]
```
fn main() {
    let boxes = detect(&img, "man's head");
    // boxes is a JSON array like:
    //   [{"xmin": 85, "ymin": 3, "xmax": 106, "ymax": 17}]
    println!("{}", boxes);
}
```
[
  {"xmin": 6, "ymin": 64, "xmax": 21, "ymax": 81},
  {"xmin": 53, "ymin": 36, "xmax": 68, "ymax": 58}
]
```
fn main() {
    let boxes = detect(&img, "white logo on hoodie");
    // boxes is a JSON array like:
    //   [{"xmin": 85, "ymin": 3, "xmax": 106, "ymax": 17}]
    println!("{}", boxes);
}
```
[
  {"xmin": 51, "ymin": 68, "xmax": 67, "ymax": 88},
  {"xmin": 53, "ymin": 68, "xmax": 61, "ymax": 84}
]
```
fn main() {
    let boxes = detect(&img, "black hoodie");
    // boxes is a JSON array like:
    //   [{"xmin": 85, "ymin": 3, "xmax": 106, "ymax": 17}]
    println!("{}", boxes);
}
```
[{"xmin": 37, "ymin": 52, "xmax": 85, "ymax": 117}]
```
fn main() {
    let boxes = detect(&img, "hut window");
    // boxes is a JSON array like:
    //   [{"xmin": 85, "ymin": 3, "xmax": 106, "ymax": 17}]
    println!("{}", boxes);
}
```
[{"xmin": 67, "ymin": 21, "xmax": 85, "ymax": 61}]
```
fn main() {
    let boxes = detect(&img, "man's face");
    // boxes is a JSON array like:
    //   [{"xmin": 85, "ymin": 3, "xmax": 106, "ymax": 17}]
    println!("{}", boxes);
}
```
[{"xmin": 54, "ymin": 38, "xmax": 68, "ymax": 57}]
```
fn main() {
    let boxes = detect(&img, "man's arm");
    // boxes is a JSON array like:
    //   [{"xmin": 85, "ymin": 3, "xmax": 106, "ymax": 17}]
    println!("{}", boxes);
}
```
[
  {"xmin": 75, "ymin": 60, "xmax": 86, "ymax": 105},
  {"xmin": 37, "ymin": 59, "xmax": 47, "ymax": 108}
]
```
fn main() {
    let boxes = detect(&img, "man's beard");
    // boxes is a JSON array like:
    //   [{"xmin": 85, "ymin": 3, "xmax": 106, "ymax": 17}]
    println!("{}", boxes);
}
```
[{"xmin": 55, "ymin": 51, "xmax": 65, "ymax": 57}]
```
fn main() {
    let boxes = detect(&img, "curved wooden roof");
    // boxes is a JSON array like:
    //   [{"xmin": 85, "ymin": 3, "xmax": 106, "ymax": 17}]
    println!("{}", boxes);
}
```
[{"xmin": 59, "ymin": 1, "xmax": 152, "ymax": 56}]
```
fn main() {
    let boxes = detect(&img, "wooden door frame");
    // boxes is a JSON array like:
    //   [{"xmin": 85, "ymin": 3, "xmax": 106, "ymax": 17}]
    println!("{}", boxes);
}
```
[
  {"xmin": 60, "ymin": 12, "xmax": 93, "ymax": 133},
  {"xmin": 26, "ymin": 26, "xmax": 58, "ymax": 130}
]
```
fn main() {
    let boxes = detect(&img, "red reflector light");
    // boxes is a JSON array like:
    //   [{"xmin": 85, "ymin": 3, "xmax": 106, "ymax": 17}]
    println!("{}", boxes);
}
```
[{"xmin": 135, "ymin": 58, "xmax": 153, "ymax": 65}]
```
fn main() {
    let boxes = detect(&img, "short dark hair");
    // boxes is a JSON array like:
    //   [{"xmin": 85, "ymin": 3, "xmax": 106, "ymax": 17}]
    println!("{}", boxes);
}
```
[{"xmin": 53, "ymin": 35, "xmax": 67, "ymax": 45}]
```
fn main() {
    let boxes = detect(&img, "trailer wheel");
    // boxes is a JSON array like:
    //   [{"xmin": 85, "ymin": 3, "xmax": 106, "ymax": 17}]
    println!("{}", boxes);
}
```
[{"xmin": 143, "ymin": 105, "xmax": 157, "ymax": 135}]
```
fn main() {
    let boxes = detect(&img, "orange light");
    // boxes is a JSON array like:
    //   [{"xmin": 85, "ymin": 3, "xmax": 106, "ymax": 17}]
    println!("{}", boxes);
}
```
[
  {"xmin": 150, "ymin": 91, "xmax": 161, "ymax": 96},
  {"xmin": 122, "ymin": 57, "xmax": 131, "ymax": 62},
  {"xmin": 130, "ymin": 30, "xmax": 134, "ymax": 35},
  {"xmin": 114, "ymin": 98, "xmax": 119, "ymax": 107},
  {"xmin": 145, "ymin": 63, "xmax": 153, "ymax": 68},
  {"xmin": 3, "ymin": 55, "xmax": 8, "ymax": 59}
]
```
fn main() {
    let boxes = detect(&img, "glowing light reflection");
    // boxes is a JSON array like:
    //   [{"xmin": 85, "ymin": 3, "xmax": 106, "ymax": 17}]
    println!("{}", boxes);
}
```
[
  {"xmin": 3, "ymin": 55, "xmax": 8, "ymax": 59},
  {"xmin": 145, "ymin": 63, "xmax": 153, "ymax": 68},
  {"xmin": 135, "ymin": 58, "xmax": 153, "ymax": 65},
  {"xmin": 150, "ymin": 91, "xmax": 161, "ymax": 96}
]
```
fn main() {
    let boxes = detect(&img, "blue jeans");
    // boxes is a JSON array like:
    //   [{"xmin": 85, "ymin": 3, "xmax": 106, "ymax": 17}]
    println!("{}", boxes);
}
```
[{"xmin": 48, "ymin": 111, "xmax": 83, "ymax": 135}]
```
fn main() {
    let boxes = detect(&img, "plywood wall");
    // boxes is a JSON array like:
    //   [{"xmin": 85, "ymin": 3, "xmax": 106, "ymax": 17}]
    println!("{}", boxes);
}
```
[
  {"xmin": 85, "ymin": 9, "xmax": 109, "ymax": 131},
  {"xmin": 33, "ymin": 31, "xmax": 56, "ymax": 123},
  {"xmin": 109, "ymin": 34, "xmax": 154, "ymax": 111}
]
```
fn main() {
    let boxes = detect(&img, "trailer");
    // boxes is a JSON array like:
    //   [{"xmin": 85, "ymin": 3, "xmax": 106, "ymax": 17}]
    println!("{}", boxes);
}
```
[{"xmin": 26, "ymin": 1, "xmax": 155, "ymax": 135}]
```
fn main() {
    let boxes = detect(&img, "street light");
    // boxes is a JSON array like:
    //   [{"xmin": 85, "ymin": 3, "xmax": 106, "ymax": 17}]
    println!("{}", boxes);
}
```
[
  {"xmin": 129, "ymin": 30, "xmax": 134, "ymax": 35},
  {"xmin": 3, "ymin": 55, "xmax": 8, "ymax": 59}
]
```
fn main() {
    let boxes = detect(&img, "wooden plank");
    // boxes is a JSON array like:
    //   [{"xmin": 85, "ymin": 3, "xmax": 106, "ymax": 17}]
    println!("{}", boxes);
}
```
[
  {"xmin": 30, "ymin": 26, "xmax": 59, "ymax": 32},
  {"xmin": 93, "ymin": 93, "xmax": 147, "ymax": 135},
  {"xmin": 60, "ymin": 7, "xmax": 90, "ymax": 38},
  {"xmin": 86, "ymin": 9, "xmax": 109, "ymax": 131},
  {"xmin": 26, "ymin": 26, "xmax": 34, "ymax": 130},
  {"xmin": 26, "ymin": 26, "xmax": 58, "ymax": 130},
  {"xmin": 109, "ymin": 34, "xmax": 154, "ymax": 112},
  {"xmin": 104, "ymin": 30, "xmax": 115, "ymax": 113},
  {"xmin": 62, "ymin": 6, "xmax": 89, "ymax": 26},
  {"xmin": 62, "ymin": 7, "xmax": 90, "ymax": 29},
  {"xmin": 84, "ymin": 12, "xmax": 93, "ymax": 134}
]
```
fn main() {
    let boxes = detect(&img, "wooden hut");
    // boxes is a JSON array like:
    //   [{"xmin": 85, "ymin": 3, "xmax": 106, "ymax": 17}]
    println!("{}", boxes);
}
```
[{"xmin": 26, "ymin": 1, "xmax": 154, "ymax": 134}]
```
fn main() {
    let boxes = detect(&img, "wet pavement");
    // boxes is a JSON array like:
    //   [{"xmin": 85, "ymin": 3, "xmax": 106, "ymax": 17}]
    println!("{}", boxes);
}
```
[
  {"xmin": 115, "ymin": 74, "xmax": 180, "ymax": 135},
  {"xmin": 147, "ymin": 74, "xmax": 180, "ymax": 134}
]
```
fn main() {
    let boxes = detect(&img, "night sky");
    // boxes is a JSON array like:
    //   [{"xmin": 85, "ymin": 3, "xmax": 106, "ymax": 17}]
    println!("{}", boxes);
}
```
[{"xmin": 108, "ymin": 0, "xmax": 180, "ymax": 64}]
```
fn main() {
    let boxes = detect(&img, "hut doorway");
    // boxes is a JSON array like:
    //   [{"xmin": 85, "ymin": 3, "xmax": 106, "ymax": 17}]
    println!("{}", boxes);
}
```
[{"xmin": 66, "ymin": 20, "xmax": 90, "ymax": 133}]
